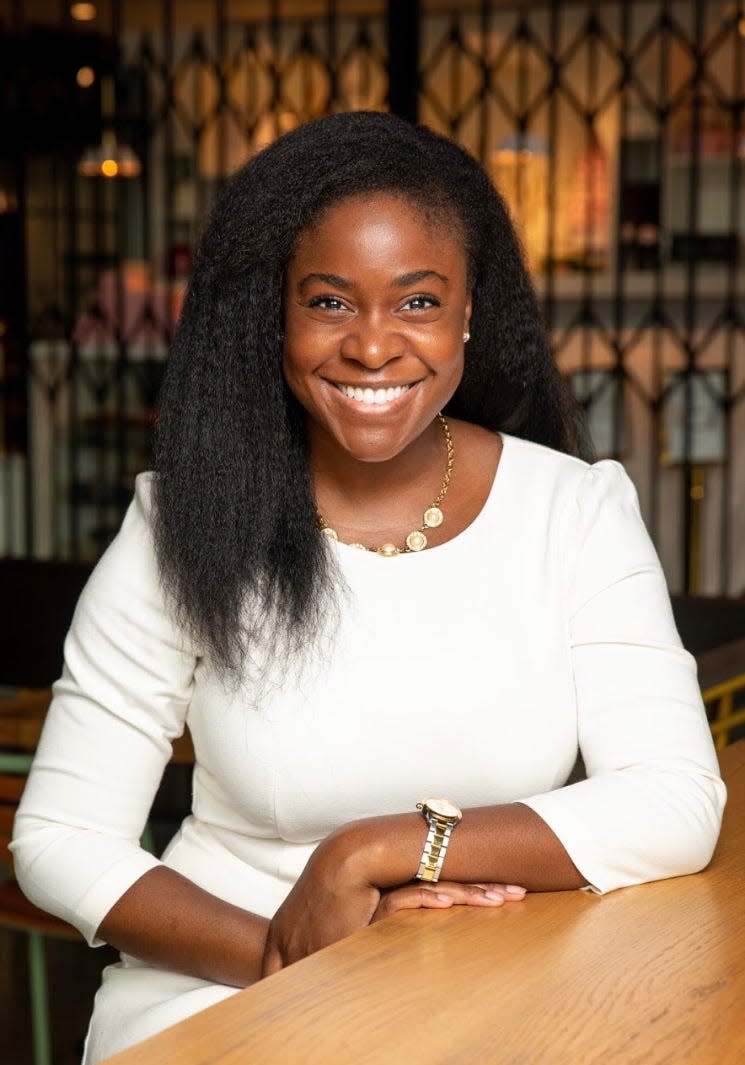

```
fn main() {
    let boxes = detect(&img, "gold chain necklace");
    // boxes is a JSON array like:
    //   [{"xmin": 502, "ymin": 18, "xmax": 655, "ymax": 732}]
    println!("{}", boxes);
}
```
[{"xmin": 317, "ymin": 414, "xmax": 454, "ymax": 557}]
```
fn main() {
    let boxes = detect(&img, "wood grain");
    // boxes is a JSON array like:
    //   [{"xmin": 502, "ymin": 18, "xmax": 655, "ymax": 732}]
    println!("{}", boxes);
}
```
[{"xmin": 104, "ymin": 741, "xmax": 745, "ymax": 1065}]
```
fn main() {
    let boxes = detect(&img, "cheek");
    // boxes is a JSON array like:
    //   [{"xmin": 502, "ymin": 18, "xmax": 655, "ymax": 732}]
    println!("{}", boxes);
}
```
[
  {"xmin": 282, "ymin": 348, "xmax": 327, "ymax": 416},
  {"xmin": 281, "ymin": 353, "xmax": 305, "ymax": 400},
  {"xmin": 428, "ymin": 335, "xmax": 465, "ymax": 378}
]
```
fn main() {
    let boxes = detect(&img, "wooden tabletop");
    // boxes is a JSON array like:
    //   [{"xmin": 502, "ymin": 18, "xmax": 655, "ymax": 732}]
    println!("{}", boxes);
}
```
[{"xmin": 105, "ymin": 740, "xmax": 745, "ymax": 1065}]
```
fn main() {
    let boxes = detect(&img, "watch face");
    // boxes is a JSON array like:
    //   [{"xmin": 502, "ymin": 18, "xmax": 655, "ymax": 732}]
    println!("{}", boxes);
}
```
[{"xmin": 423, "ymin": 797, "xmax": 462, "ymax": 820}]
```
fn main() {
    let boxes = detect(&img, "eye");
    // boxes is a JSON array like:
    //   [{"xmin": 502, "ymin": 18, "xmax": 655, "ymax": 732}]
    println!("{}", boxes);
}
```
[
  {"xmin": 308, "ymin": 295, "xmax": 348, "ymax": 312},
  {"xmin": 402, "ymin": 294, "xmax": 441, "ymax": 312}
]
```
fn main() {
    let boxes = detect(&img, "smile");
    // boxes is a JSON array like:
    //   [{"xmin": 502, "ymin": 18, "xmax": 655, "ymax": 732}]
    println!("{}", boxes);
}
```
[{"xmin": 334, "ymin": 383, "xmax": 412, "ymax": 405}]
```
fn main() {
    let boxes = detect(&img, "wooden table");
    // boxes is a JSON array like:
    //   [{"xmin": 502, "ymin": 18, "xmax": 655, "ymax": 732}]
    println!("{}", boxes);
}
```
[{"xmin": 105, "ymin": 740, "xmax": 745, "ymax": 1065}]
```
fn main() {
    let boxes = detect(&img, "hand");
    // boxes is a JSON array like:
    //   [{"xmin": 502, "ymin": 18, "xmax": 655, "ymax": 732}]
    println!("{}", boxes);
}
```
[
  {"xmin": 371, "ymin": 881, "xmax": 527, "ymax": 923},
  {"xmin": 261, "ymin": 832, "xmax": 381, "ymax": 978}
]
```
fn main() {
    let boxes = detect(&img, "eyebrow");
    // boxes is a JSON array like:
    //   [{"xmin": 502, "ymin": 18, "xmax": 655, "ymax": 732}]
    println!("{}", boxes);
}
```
[
  {"xmin": 297, "ymin": 269, "xmax": 449, "ymax": 291},
  {"xmin": 395, "ymin": 269, "xmax": 449, "ymax": 287},
  {"xmin": 297, "ymin": 272, "xmax": 352, "ymax": 292}
]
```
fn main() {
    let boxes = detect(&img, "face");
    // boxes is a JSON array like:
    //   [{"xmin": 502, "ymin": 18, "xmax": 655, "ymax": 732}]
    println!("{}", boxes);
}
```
[{"xmin": 283, "ymin": 191, "xmax": 471, "ymax": 464}]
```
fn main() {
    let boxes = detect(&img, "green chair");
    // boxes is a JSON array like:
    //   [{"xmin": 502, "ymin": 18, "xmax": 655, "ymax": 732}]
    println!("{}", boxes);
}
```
[
  {"xmin": 0, "ymin": 745, "xmax": 155, "ymax": 1065},
  {"xmin": 1, "ymin": 749, "xmax": 80, "ymax": 1065}
]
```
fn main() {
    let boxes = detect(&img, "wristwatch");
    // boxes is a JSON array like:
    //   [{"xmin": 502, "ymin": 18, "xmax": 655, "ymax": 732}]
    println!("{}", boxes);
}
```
[{"xmin": 415, "ymin": 797, "xmax": 463, "ymax": 883}]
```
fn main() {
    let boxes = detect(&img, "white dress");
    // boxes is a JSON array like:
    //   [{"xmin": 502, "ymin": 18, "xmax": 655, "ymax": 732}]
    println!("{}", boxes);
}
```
[{"xmin": 11, "ymin": 433, "xmax": 726, "ymax": 1063}]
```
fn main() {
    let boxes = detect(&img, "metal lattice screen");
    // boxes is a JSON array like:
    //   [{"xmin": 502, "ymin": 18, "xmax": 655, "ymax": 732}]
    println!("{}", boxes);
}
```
[
  {"xmin": 0, "ymin": 0, "xmax": 742, "ymax": 596},
  {"xmin": 1, "ymin": 1, "xmax": 387, "ymax": 559},
  {"xmin": 420, "ymin": 1, "xmax": 744, "ymax": 595}
]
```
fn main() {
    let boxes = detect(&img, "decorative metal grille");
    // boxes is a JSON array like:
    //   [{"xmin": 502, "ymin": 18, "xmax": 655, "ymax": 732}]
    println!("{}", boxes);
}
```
[
  {"xmin": 0, "ymin": 0, "xmax": 742, "ymax": 597},
  {"xmin": 0, "ymin": 1, "xmax": 387, "ymax": 559},
  {"xmin": 421, "ymin": 0, "xmax": 744, "ymax": 595}
]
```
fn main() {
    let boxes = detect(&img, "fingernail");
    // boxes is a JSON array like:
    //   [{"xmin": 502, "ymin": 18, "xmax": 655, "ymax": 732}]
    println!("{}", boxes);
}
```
[
  {"xmin": 505, "ymin": 885, "xmax": 526, "ymax": 896},
  {"xmin": 436, "ymin": 893, "xmax": 453, "ymax": 903},
  {"xmin": 484, "ymin": 891, "xmax": 505, "ymax": 902}
]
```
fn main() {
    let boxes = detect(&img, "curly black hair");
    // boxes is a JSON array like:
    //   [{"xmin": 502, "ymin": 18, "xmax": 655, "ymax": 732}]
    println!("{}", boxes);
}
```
[{"xmin": 154, "ymin": 111, "xmax": 591, "ymax": 677}]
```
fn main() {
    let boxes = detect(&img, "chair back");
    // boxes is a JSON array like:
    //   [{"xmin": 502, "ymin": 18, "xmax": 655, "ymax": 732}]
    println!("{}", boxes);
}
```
[
  {"xmin": 0, "ymin": 752, "xmax": 33, "ymax": 877},
  {"xmin": 0, "ymin": 558, "xmax": 92, "ymax": 687},
  {"xmin": 671, "ymin": 594, "xmax": 745, "ymax": 656}
]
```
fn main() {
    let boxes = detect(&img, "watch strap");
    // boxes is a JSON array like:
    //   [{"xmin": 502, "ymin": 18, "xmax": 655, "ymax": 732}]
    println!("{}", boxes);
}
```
[{"xmin": 415, "ymin": 813, "xmax": 455, "ymax": 883}]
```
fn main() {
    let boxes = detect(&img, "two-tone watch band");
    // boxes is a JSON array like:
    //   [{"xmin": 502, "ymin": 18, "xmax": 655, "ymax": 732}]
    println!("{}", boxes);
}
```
[{"xmin": 415, "ymin": 798, "xmax": 463, "ymax": 883}]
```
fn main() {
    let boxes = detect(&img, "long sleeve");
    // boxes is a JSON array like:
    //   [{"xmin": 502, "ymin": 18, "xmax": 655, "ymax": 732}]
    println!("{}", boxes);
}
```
[
  {"xmin": 520, "ymin": 460, "xmax": 726, "ymax": 893},
  {"xmin": 10, "ymin": 473, "xmax": 198, "ymax": 945}
]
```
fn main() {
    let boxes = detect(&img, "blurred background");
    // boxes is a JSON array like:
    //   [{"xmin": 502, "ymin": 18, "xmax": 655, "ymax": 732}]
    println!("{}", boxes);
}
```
[
  {"xmin": 0, "ymin": 2, "xmax": 743, "ymax": 1062},
  {"xmin": 0, "ymin": 0, "xmax": 743, "ymax": 594}
]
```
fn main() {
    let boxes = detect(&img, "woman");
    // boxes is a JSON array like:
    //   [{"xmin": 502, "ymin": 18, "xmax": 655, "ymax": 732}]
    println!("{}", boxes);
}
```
[{"xmin": 12, "ymin": 112, "xmax": 725, "ymax": 1062}]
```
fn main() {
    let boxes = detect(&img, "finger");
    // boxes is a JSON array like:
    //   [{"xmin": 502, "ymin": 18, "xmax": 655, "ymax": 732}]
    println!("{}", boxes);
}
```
[
  {"xmin": 469, "ymin": 883, "xmax": 527, "ymax": 901},
  {"xmin": 420, "ymin": 882, "xmax": 524, "ymax": 906},
  {"xmin": 371, "ymin": 887, "xmax": 455, "ymax": 922},
  {"xmin": 440, "ymin": 883, "xmax": 507, "ymax": 905}
]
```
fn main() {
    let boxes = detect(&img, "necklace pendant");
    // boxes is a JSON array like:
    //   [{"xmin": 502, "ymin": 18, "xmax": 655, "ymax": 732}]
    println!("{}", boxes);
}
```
[
  {"xmin": 316, "ymin": 416, "xmax": 452, "ymax": 557},
  {"xmin": 405, "ymin": 530, "xmax": 428, "ymax": 552},
  {"xmin": 423, "ymin": 506, "xmax": 444, "ymax": 529},
  {"xmin": 377, "ymin": 542, "xmax": 400, "ymax": 557}
]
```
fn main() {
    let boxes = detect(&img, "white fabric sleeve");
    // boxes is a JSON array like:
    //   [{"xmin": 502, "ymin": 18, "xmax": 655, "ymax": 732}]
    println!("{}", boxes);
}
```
[
  {"xmin": 10, "ymin": 473, "xmax": 198, "ymax": 945},
  {"xmin": 520, "ymin": 460, "xmax": 726, "ymax": 893}
]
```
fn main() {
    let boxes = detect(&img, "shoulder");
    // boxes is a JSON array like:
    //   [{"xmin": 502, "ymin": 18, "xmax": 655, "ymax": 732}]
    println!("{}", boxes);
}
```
[
  {"xmin": 497, "ymin": 435, "xmax": 648, "ymax": 562},
  {"xmin": 500, "ymin": 431, "xmax": 588, "ymax": 483},
  {"xmin": 126, "ymin": 470, "xmax": 157, "ymax": 529},
  {"xmin": 501, "ymin": 433, "xmax": 638, "ymax": 512},
  {"xmin": 83, "ymin": 471, "xmax": 161, "ymax": 600}
]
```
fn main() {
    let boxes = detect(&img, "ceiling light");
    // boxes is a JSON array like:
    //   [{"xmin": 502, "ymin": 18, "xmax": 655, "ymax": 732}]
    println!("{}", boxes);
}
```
[
  {"xmin": 78, "ymin": 132, "xmax": 141, "ymax": 179},
  {"xmin": 76, "ymin": 66, "xmax": 96, "ymax": 88},
  {"xmin": 78, "ymin": 77, "xmax": 142, "ymax": 179},
  {"xmin": 71, "ymin": 2, "xmax": 97, "ymax": 20}
]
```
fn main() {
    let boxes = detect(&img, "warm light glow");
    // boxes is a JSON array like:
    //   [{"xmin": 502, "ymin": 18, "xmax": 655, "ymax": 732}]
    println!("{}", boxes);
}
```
[
  {"xmin": 78, "ymin": 139, "xmax": 142, "ymax": 179},
  {"xmin": 0, "ymin": 188, "xmax": 19, "ymax": 213},
  {"xmin": 76, "ymin": 66, "xmax": 96, "ymax": 88},
  {"xmin": 70, "ymin": 2, "xmax": 96, "ymax": 20},
  {"xmin": 491, "ymin": 134, "xmax": 550, "ymax": 272}
]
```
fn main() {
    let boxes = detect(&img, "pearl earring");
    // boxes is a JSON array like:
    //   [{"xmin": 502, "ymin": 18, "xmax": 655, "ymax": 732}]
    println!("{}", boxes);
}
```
[{"xmin": 462, "ymin": 330, "xmax": 470, "ymax": 343}]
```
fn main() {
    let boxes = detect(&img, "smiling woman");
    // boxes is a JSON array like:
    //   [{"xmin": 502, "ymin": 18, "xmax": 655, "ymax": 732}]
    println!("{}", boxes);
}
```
[{"xmin": 10, "ymin": 112, "xmax": 726, "ymax": 1063}]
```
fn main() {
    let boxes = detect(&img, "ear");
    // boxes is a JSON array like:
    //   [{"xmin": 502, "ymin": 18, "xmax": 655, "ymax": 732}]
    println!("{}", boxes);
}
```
[{"xmin": 464, "ymin": 294, "xmax": 472, "ymax": 332}]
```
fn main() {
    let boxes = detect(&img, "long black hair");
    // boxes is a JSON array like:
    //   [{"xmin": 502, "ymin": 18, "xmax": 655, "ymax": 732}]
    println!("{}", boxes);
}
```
[{"xmin": 154, "ymin": 111, "xmax": 591, "ymax": 676}]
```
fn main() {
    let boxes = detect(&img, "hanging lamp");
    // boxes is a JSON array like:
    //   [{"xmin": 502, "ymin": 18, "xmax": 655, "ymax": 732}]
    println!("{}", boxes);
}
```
[{"xmin": 78, "ymin": 75, "xmax": 141, "ymax": 179}]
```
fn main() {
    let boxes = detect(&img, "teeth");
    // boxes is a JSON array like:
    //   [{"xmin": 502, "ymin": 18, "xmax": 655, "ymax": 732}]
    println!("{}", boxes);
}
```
[{"xmin": 336, "ymin": 384, "xmax": 411, "ymax": 405}]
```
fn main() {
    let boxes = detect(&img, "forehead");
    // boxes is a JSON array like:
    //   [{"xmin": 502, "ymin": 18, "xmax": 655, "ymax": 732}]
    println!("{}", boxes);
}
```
[{"xmin": 288, "ymin": 191, "xmax": 467, "ymax": 277}]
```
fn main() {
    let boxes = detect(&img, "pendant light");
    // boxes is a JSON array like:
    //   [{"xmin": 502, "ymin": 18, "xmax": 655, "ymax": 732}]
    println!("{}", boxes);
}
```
[{"xmin": 78, "ymin": 75, "xmax": 141, "ymax": 179}]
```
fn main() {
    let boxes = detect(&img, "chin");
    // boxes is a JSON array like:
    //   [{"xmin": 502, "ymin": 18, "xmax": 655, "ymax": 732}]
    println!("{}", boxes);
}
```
[{"xmin": 335, "ymin": 436, "xmax": 406, "ymax": 464}]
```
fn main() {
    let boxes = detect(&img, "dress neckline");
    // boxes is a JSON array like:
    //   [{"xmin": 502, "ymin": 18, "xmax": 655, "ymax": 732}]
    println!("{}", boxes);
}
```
[{"xmin": 326, "ymin": 431, "xmax": 509, "ymax": 565}]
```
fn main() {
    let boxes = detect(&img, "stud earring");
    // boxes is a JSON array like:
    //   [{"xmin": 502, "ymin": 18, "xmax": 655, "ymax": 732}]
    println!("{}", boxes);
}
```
[{"xmin": 462, "ymin": 330, "xmax": 470, "ymax": 343}]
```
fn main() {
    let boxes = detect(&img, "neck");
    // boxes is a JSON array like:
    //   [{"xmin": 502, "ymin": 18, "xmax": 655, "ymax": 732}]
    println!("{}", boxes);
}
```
[{"xmin": 308, "ymin": 418, "xmax": 444, "ymax": 508}]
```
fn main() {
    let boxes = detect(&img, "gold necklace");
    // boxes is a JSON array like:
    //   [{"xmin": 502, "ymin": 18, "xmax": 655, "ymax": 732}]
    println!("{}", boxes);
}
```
[{"xmin": 317, "ymin": 414, "xmax": 454, "ymax": 557}]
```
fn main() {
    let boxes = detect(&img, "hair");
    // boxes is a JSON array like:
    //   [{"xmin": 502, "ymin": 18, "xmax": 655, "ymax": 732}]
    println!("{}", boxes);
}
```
[{"xmin": 154, "ymin": 111, "xmax": 591, "ymax": 677}]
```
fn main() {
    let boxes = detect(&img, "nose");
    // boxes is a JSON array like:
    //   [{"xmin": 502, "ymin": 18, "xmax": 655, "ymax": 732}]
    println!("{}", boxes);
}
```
[{"xmin": 339, "ymin": 313, "xmax": 405, "ymax": 368}]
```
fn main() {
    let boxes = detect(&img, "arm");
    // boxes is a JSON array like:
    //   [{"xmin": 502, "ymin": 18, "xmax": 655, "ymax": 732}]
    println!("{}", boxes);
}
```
[
  {"xmin": 262, "ymin": 801, "xmax": 581, "ymax": 974},
  {"xmin": 10, "ymin": 475, "xmax": 269, "ymax": 988},
  {"xmin": 12, "ymin": 478, "xmax": 272, "ymax": 985},
  {"xmin": 96, "ymin": 867, "xmax": 269, "ymax": 987},
  {"xmin": 264, "ymin": 462, "xmax": 725, "ymax": 973},
  {"xmin": 333, "ymin": 802, "xmax": 585, "ymax": 892}
]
